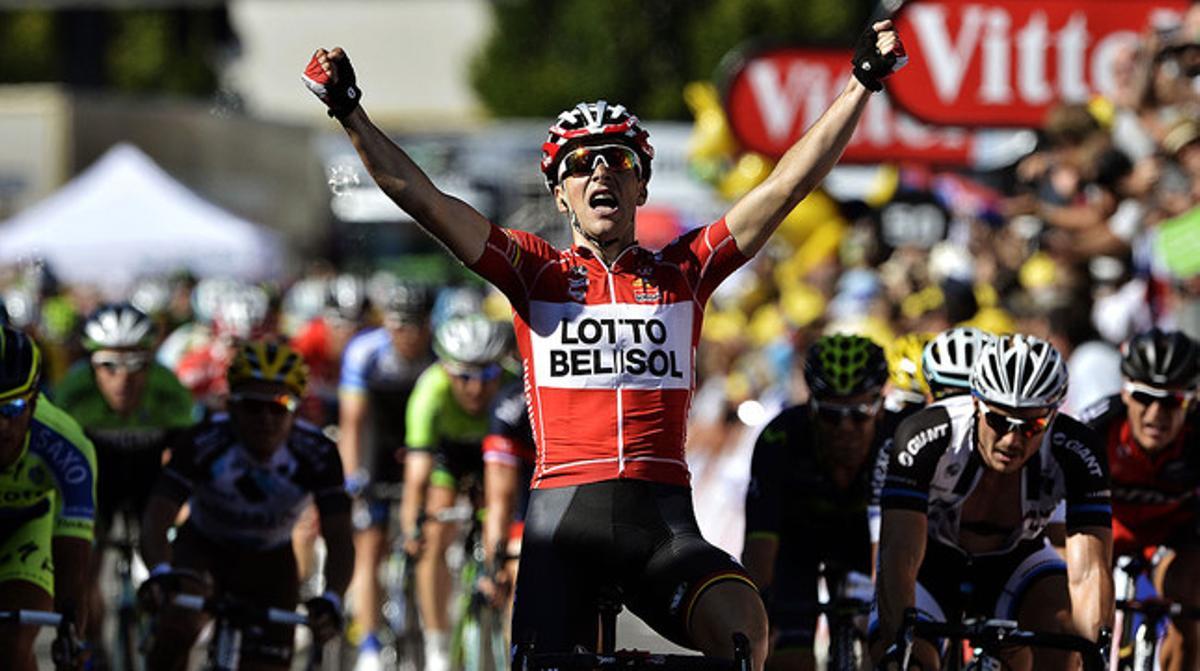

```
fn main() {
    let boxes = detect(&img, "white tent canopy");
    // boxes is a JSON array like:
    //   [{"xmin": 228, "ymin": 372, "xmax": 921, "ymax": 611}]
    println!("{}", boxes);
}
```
[{"xmin": 0, "ymin": 143, "xmax": 285, "ymax": 293}]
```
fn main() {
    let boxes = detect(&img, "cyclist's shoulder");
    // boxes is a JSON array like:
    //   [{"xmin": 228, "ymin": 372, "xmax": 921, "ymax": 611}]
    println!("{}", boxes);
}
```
[
  {"xmin": 489, "ymin": 379, "xmax": 528, "ymax": 427},
  {"xmin": 758, "ymin": 403, "xmax": 811, "ymax": 444},
  {"xmin": 1077, "ymin": 394, "xmax": 1125, "ymax": 430},
  {"xmin": 286, "ymin": 419, "xmax": 342, "ymax": 470},
  {"xmin": 52, "ymin": 360, "xmax": 96, "ymax": 401},
  {"xmin": 30, "ymin": 395, "xmax": 97, "ymax": 466},
  {"xmin": 1046, "ymin": 414, "xmax": 1108, "ymax": 477}
]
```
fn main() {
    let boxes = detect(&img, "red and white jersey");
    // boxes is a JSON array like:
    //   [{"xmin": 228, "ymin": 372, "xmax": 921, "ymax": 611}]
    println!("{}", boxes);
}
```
[{"xmin": 470, "ymin": 219, "xmax": 748, "ymax": 489}]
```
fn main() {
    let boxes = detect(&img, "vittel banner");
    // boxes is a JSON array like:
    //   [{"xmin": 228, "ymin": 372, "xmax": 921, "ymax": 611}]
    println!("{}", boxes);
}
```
[
  {"xmin": 527, "ymin": 301, "xmax": 693, "ymax": 391},
  {"xmin": 889, "ymin": 0, "xmax": 1189, "ymax": 127},
  {"xmin": 723, "ymin": 48, "xmax": 974, "ymax": 164}
]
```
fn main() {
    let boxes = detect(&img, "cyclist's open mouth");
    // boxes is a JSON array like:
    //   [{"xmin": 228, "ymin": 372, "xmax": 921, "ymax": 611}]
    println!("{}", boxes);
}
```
[{"xmin": 588, "ymin": 190, "xmax": 620, "ymax": 217}]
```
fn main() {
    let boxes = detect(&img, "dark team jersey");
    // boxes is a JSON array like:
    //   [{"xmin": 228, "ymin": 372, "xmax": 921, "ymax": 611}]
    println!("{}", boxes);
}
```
[
  {"xmin": 1080, "ymin": 394, "xmax": 1200, "ymax": 553},
  {"xmin": 881, "ymin": 395, "xmax": 1111, "ymax": 555},
  {"xmin": 156, "ymin": 415, "xmax": 350, "ymax": 550},
  {"xmin": 483, "ymin": 381, "xmax": 535, "ymax": 468},
  {"xmin": 744, "ymin": 402, "xmax": 906, "ymax": 546}
]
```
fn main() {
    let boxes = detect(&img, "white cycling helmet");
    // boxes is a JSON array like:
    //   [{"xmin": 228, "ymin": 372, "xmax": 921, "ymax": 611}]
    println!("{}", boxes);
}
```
[
  {"xmin": 971, "ymin": 334, "xmax": 1068, "ymax": 409},
  {"xmin": 434, "ymin": 315, "xmax": 511, "ymax": 367},
  {"xmin": 924, "ymin": 327, "xmax": 994, "ymax": 400},
  {"xmin": 83, "ymin": 303, "xmax": 156, "ymax": 352}
]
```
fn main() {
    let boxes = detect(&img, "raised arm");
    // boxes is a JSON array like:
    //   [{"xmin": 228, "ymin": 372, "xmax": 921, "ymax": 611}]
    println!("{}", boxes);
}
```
[
  {"xmin": 304, "ymin": 48, "xmax": 491, "ymax": 264},
  {"xmin": 725, "ymin": 21, "xmax": 906, "ymax": 257}
]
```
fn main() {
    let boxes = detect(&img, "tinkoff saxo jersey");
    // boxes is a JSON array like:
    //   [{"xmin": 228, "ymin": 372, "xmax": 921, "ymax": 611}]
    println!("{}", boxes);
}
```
[{"xmin": 470, "ymin": 219, "xmax": 748, "ymax": 489}]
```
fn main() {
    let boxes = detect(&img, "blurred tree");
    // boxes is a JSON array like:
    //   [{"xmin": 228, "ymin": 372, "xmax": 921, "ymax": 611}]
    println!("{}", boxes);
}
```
[
  {"xmin": 0, "ymin": 8, "xmax": 230, "ymax": 96},
  {"xmin": 470, "ymin": 0, "xmax": 871, "ymax": 119}
]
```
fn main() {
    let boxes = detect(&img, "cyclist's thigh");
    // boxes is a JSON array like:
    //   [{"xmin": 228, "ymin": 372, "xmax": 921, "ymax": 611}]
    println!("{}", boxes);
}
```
[
  {"xmin": 425, "ymin": 480, "xmax": 460, "ymax": 547},
  {"xmin": 991, "ymin": 540, "xmax": 1068, "ymax": 623},
  {"xmin": 214, "ymin": 540, "xmax": 301, "ymax": 666},
  {"xmin": 153, "ymin": 523, "xmax": 214, "ymax": 645},
  {"xmin": 510, "ymin": 485, "xmax": 601, "ymax": 653},
  {"xmin": 0, "ymin": 578, "xmax": 53, "ymax": 666},
  {"xmin": 622, "ymin": 484, "xmax": 754, "ymax": 649},
  {"xmin": 766, "ymin": 543, "xmax": 821, "ymax": 654},
  {"xmin": 1160, "ymin": 525, "xmax": 1200, "ymax": 602}
]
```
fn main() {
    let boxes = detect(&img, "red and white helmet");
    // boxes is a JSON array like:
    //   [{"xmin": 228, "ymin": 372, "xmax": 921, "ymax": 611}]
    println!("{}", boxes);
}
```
[{"xmin": 540, "ymin": 100, "xmax": 654, "ymax": 191}]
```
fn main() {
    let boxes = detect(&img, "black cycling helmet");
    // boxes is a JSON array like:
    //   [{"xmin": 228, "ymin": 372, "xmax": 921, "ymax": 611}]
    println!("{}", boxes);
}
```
[
  {"xmin": 1121, "ymin": 328, "xmax": 1200, "ymax": 389},
  {"xmin": 0, "ymin": 326, "xmax": 42, "ymax": 403},
  {"xmin": 804, "ymin": 333, "xmax": 889, "ymax": 398}
]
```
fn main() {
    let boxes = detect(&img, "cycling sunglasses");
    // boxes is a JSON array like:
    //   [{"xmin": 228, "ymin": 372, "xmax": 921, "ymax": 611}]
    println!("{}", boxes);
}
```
[
  {"xmin": 981, "ymin": 407, "xmax": 1054, "ymax": 438},
  {"xmin": 445, "ymin": 363, "xmax": 503, "ymax": 383},
  {"xmin": 0, "ymin": 395, "xmax": 33, "ymax": 419},
  {"xmin": 1124, "ymin": 382, "xmax": 1194, "ymax": 410},
  {"xmin": 557, "ymin": 144, "xmax": 642, "ymax": 182},
  {"xmin": 91, "ymin": 351, "xmax": 151, "ymax": 374},
  {"xmin": 812, "ymin": 398, "xmax": 882, "ymax": 423},
  {"xmin": 228, "ymin": 391, "xmax": 299, "ymax": 414}
]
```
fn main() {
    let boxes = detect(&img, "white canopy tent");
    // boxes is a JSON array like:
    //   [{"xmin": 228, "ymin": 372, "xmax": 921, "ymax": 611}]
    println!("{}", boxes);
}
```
[{"xmin": 0, "ymin": 143, "xmax": 286, "ymax": 293}]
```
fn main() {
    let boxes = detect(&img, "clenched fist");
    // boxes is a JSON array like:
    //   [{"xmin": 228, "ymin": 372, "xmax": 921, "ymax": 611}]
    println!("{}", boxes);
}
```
[{"xmin": 303, "ymin": 47, "xmax": 362, "ymax": 119}]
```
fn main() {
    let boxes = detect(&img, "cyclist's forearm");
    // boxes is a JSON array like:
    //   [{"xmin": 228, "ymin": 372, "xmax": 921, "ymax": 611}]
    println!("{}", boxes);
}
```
[
  {"xmin": 876, "ymin": 511, "xmax": 927, "ymax": 646},
  {"xmin": 400, "ymin": 451, "xmax": 433, "ymax": 536},
  {"xmin": 140, "ymin": 494, "xmax": 183, "ymax": 568},
  {"xmin": 319, "ymin": 512, "xmax": 355, "ymax": 598},
  {"xmin": 336, "ymin": 392, "xmax": 367, "ymax": 475},
  {"xmin": 52, "ymin": 537, "xmax": 90, "ymax": 626},
  {"xmin": 483, "ymin": 462, "xmax": 517, "ymax": 561},
  {"xmin": 1066, "ymin": 529, "xmax": 1114, "ymax": 640}
]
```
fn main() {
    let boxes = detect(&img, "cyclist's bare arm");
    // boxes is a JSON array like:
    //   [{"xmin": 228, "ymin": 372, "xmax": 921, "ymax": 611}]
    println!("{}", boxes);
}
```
[
  {"xmin": 309, "ymin": 48, "xmax": 490, "ymax": 264},
  {"xmin": 319, "ymin": 510, "xmax": 355, "ymax": 597},
  {"xmin": 140, "ymin": 493, "xmax": 185, "ymax": 568},
  {"xmin": 741, "ymin": 535, "xmax": 778, "ymax": 592},
  {"xmin": 337, "ymin": 390, "xmax": 367, "ymax": 477},
  {"xmin": 52, "ymin": 537, "xmax": 90, "ymax": 626},
  {"xmin": 724, "ymin": 21, "xmax": 900, "ymax": 257},
  {"xmin": 482, "ymin": 461, "xmax": 518, "ymax": 563},
  {"xmin": 875, "ymin": 509, "xmax": 928, "ymax": 653},
  {"xmin": 399, "ymin": 450, "xmax": 434, "ymax": 545},
  {"xmin": 1065, "ymin": 526, "xmax": 1113, "ymax": 640}
]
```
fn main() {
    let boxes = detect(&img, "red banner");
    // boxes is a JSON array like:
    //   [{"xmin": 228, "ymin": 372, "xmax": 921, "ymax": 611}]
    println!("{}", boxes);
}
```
[
  {"xmin": 888, "ymin": 0, "xmax": 1189, "ymax": 127},
  {"xmin": 722, "ymin": 48, "xmax": 975, "ymax": 165}
]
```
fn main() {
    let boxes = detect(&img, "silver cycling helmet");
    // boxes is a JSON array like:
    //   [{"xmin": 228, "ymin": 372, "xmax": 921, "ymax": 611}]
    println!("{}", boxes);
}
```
[
  {"xmin": 434, "ymin": 315, "xmax": 512, "ymax": 367},
  {"xmin": 83, "ymin": 302, "xmax": 156, "ymax": 352},
  {"xmin": 924, "ymin": 327, "xmax": 994, "ymax": 400},
  {"xmin": 971, "ymin": 334, "xmax": 1068, "ymax": 409}
]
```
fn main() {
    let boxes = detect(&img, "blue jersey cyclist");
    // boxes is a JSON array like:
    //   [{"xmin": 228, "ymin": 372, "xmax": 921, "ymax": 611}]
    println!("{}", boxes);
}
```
[{"xmin": 0, "ymin": 326, "xmax": 98, "ymax": 670}]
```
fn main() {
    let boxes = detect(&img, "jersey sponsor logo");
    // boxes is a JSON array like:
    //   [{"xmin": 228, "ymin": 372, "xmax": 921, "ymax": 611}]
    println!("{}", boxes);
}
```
[
  {"xmin": 567, "ymin": 265, "xmax": 588, "ymax": 302},
  {"xmin": 33, "ymin": 433, "xmax": 91, "ymax": 486},
  {"xmin": 632, "ymin": 277, "xmax": 660, "ymax": 303},
  {"xmin": 1052, "ymin": 433, "xmax": 1104, "ymax": 479},
  {"xmin": 898, "ymin": 422, "xmax": 950, "ymax": 467},
  {"xmin": 528, "ymin": 301, "xmax": 693, "ymax": 390},
  {"xmin": 1112, "ymin": 486, "xmax": 1192, "ymax": 505}
]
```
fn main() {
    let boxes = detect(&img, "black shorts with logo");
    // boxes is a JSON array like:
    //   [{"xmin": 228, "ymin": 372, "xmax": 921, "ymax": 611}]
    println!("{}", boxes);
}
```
[{"xmin": 510, "ymin": 479, "xmax": 755, "ymax": 654}]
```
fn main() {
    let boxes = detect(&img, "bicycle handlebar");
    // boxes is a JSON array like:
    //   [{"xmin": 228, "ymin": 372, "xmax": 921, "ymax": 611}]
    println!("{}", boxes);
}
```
[
  {"xmin": 171, "ymin": 594, "xmax": 312, "ymax": 628},
  {"xmin": 900, "ymin": 610, "xmax": 1107, "ymax": 671},
  {"xmin": 0, "ymin": 609, "xmax": 64, "ymax": 627}
]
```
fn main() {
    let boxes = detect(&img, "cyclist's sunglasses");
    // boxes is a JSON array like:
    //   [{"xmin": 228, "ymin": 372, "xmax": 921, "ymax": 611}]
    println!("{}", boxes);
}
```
[
  {"xmin": 1124, "ymin": 382, "xmax": 1194, "ymax": 410},
  {"xmin": 0, "ymin": 395, "xmax": 33, "ymax": 419},
  {"xmin": 445, "ymin": 363, "xmax": 503, "ymax": 383},
  {"xmin": 91, "ymin": 351, "xmax": 151, "ymax": 374},
  {"xmin": 812, "ymin": 398, "xmax": 882, "ymax": 423},
  {"xmin": 228, "ymin": 391, "xmax": 299, "ymax": 414},
  {"xmin": 981, "ymin": 407, "xmax": 1054, "ymax": 438},
  {"xmin": 557, "ymin": 144, "xmax": 642, "ymax": 182}
]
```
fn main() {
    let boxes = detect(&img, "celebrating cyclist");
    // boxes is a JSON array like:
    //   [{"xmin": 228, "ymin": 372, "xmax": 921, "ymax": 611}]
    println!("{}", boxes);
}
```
[
  {"xmin": 54, "ymin": 302, "xmax": 196, "ymax": 659},
  {"xmin": 1081, "ymin": 329, "xmax": 1200, "ymax": 671},
  {"xmin": 743, "ymin": 334, "xmax": 899, "ymax": 670},
  {"xmin": 304, "ymin": 19, "xmax": 906, "ymax": 668},
  {"xmin": 336, "ymin": 280, "xmax": 434, "ymax": 670},
  {"xmin": 874, "ymin": 334, "xmax": 1113, "ymax": 671},
  {"xmin": 0, "ymin": 326, "xmax": 97, "ymax": 670},
  {"xmin": 399, "ymin": 314, "xmax": 512, "ymax": 671},
  {"xmin": 139, "ymin": 341, "xmax": 354, "ymax": 671}
]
